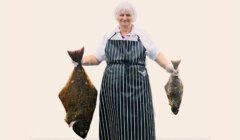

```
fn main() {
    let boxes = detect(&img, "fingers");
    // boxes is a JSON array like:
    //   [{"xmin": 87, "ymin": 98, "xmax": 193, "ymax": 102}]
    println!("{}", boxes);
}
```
[
  {"xmin": 165, "ymin": 65, "xmax": 174, "ymax": 73},
  {"xmin": 171, "ymin": 69, "xmax": 179, "ymax": 76},
  {"xmin": 72, "ymin": 60, "xmax": 79, "ymax": 67},
  {"xmin": 165, "ymin": 65, "xmax": 180, "ymax": 76}
]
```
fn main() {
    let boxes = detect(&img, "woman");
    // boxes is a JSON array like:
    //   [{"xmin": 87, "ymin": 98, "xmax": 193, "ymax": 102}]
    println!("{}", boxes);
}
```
[{"xmin": 74, "ymin": 2, "xmax": 178, "ymax": 140}]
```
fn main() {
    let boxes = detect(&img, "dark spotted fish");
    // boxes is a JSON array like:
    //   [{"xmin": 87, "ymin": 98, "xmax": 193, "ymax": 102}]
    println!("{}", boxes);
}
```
[
  {"xmin": 58, "ymin": 47, "xmax": 98, "ymax": 138},
  {"xmin": 164, "ymin": 60, "xmax": 183, "ymax": 115}
]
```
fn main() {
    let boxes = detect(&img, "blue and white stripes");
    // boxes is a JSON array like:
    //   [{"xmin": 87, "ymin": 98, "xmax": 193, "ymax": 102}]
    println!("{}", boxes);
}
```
[{"xmin": 99, "ymin": 36, "xmax": 156, "ymax": 140}]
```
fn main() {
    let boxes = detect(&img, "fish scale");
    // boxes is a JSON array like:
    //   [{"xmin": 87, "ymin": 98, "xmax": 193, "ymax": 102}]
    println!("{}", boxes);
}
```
[
  {"xmin": 164, "ymin": 60, "xmax": 184, "ymax": 115},
  {"xmin": 58, "ymin": 47, "xmax": 98, "ymax": 139}
]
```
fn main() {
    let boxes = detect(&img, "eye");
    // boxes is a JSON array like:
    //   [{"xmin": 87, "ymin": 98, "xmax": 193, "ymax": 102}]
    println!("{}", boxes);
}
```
[{"xmin": 126, "ymin": 14, "xmax": 131, "ymax": 17}]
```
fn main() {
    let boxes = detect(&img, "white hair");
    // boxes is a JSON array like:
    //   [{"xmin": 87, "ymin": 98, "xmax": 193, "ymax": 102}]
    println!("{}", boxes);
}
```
[{"xmin": 114, "ymin": 1, "xmax": 137, "ymax": 22}]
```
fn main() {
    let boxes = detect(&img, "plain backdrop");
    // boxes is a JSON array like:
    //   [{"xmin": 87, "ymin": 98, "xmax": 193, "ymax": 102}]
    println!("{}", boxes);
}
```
[{"xmin": 1, "ymin": 0, "xmax": 240, "ymax": 140}]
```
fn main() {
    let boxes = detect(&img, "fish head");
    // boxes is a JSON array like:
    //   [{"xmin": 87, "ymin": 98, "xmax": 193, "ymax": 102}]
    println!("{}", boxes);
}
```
[
  {"xmin": 170, "ymin": 97, "xmax": 182, "ymax": 115},
  {"xmin": 171, "ymin": 106, "xmax": 179, "ymax": 115},
  {"xmin": 72, "ymin": 120, "xmax": 88, "ymax": 138}
]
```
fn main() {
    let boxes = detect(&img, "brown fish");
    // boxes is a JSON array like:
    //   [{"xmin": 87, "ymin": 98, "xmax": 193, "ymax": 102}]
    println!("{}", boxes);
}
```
[
  {"xmin": 164, "ymin": 60, "xmax": 183, "ymax": 115},
  {"xmin": 58, "ymin": 47, "xmax": 98, "ymax": 138}
]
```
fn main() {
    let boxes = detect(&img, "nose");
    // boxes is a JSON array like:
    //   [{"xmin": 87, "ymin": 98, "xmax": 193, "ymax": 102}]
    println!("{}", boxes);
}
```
[{"xmin": 123, "ymin": 15, "xmax": 127, "ymax": 20}]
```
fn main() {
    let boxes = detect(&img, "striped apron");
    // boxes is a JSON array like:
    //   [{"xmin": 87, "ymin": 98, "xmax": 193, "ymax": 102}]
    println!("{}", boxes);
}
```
[{"xmin": 99, "ymin": 34, "xmax": 156, "ymax": 140}]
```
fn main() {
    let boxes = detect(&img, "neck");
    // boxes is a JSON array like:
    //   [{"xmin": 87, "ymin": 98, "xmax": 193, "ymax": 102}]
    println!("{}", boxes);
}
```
[{"xmin": 120, "ymin": 24, "xmax": 132, "ymax": 36}]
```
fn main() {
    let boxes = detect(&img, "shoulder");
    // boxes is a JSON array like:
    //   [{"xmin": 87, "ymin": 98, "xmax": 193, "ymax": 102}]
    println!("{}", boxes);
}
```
[
  {"xmin": 133, "ymin": 26, "xmax": 149, "ymax": 36},
  {"xmin": 133, "ymin": 27, "xmax": 152, "ymax": 40},
  {"xmin": 133, "ymin": 27, "xmax": 154, "ymax": 44}
]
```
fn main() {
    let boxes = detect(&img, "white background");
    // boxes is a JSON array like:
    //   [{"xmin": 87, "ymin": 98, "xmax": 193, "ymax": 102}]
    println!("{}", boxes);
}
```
[{"xmin": 1, "ymin": 0, "xmax": 239, "ymax": 140}]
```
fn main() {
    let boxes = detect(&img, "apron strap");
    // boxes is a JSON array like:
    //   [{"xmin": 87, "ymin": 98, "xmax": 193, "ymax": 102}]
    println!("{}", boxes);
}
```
[
  {"xmin": 108, "ymin": 32, "xmax": 141, "ymax": 42},
  {"xmin": 108, "ymin": 32, "xmax": 117, "ymax": 40},
  {"xmin": 136, "ymin": 34, "xmax": 141, "ymax": 42}
]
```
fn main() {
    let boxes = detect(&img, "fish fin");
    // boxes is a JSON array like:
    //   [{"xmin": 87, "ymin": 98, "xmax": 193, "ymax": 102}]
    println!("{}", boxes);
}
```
[
  {"xmin": 171, "ymin": 59, "xmax": 181, "ymax": 69},
  {"xmin": 67, "ymin": 47, "xmax": 84, "ymax": 65}
]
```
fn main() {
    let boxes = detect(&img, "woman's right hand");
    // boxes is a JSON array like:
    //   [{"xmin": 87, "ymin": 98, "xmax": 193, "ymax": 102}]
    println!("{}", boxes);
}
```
[{"xmin": 72, "ymin": 60, "xmax": 79, "ymax": 67}]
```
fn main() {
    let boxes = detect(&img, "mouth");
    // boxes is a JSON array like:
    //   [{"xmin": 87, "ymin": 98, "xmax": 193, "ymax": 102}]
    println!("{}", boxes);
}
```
[{"xmin": 122, "ymin": 21, "xmax": 129, "ymax": 24}]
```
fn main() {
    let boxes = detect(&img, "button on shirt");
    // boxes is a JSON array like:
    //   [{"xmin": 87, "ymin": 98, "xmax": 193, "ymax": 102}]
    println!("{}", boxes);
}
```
[{"xmin": 94, "ymin": 25, "xmax": 160, "ymax": 62}]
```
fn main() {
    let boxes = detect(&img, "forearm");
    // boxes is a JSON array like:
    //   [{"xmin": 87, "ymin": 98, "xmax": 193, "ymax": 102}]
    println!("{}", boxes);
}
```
[
  {"xmin": 81, "ymin": 55, "xmax": 101, "ymax": 66},
  {"xmin": 154, "ymin": 52, "xmax": 173, "ymax": 70}
]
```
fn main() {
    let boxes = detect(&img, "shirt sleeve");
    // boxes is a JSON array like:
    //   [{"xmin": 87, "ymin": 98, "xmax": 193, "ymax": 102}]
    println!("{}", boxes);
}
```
[
  {"xmin": 94, "ymin": 35, "xmax": 108, "ymax": 62},
  {"xmin": 139, "ymin": 31, "xmax": 160, "ymax": 60}
]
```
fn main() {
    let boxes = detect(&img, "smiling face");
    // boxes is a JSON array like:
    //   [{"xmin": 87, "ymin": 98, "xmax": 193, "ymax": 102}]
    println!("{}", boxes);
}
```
[{"xmin": 117, "ymin": 10, "xmax": 133, "ymax": 28}]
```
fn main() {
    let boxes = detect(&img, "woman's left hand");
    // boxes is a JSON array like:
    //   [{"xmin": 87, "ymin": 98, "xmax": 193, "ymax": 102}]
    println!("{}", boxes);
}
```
[
  {"xmin": 166, "ymin": 66, "xmax": 179, "ymax": 76},
  {"xmin": 171, "ymin": 69, "xmax": 179, "ymax": 76}
]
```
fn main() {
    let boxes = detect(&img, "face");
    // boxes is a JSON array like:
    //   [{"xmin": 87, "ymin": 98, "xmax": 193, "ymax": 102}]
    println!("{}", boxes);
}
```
[{"xmin": 117, "ymin": 10, "xmax": 133, "ymax": 27}]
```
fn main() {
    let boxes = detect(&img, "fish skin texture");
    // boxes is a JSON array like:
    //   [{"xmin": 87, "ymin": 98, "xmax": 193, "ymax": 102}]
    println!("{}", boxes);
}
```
[
  {"xmin": 164, "ymin": 60, "xmax": 183, "ymax": 115},
  {"xmin": 58, "ymin": 47, "xmax": 98, "ymax": 138}
]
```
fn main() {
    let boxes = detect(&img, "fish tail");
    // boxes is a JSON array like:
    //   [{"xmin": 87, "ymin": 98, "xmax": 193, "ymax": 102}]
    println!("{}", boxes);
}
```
[
  {"xmin": 171, "ymin": 60, "xmax": 181, "ymax": 69},
  {"xmin": 67, "ymin": 47, "xmax": 84, "ymax": 65}
]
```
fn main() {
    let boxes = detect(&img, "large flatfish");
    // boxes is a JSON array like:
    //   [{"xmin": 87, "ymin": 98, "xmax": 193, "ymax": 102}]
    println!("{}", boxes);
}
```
[
  {"xmin": 58, "ymin": 47, "xmax": 98, "ymax": 138},
  {"xmin": 164, "ymin": 60, "xmax": 183, "ymax": 115}
]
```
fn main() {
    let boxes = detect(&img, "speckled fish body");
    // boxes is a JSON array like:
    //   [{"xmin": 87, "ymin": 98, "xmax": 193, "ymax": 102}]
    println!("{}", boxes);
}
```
[
  {"xmin": 164, "ymin": 60, "xmax": 183, "ymax": 115},
  {"xmin": 58, "ymin": 47, "xmax": 98, "ymax": 138}
]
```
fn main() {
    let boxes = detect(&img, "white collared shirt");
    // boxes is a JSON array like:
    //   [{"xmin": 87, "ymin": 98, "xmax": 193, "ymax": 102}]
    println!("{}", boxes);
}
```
[{"xmin": 94, "ymin": 25, "xmax": 160, "ymax": 62}]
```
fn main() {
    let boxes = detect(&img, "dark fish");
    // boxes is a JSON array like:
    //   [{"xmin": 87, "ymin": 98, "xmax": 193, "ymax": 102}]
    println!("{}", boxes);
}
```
[
  {"xmin": 164, "ymin": 60, "xmax": 183, "ymax": 115},
  {"xmin": 58, "ymin": 47, "xmax": 98, "ymax": 138}
]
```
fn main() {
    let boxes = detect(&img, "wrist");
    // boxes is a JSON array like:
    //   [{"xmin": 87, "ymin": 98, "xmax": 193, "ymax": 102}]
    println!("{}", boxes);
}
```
[
  {"xmin": 81, "ymin": 59, "xmax": 86, "ymax": 65},
  {"xmin": 165, "ymin": 65, "xmax": 174, "ymax": 73}
]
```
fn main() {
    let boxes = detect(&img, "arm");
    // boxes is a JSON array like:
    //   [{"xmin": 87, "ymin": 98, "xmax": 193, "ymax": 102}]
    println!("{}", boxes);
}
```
[
  {"xmin": 137, "ymin": 30, "xmax": 178, "ymax": 75},
  {"xmin": 81, "ymin": 55, "xmax": 101, "ymax": 66},
  {"xmin": 137, "ymin": 30, "xmax": 176, "ymax": 73},
  {"xmin": 154, "ymin": 52, "xmax": 176, "ymax": 74}
]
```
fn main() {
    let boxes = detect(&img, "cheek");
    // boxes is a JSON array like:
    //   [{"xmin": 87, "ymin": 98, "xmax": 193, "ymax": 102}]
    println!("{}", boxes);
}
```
[
  {"xmin": 117, "ymin": 18, "xmax": 121, "ymax": 23},
  {"xmin": 117, "ymin": 16, "xmax": 123, "ymax": 21},
  {"xmin": 126, "ymin": 16, "xmax": 133, "ymax": 21}
]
